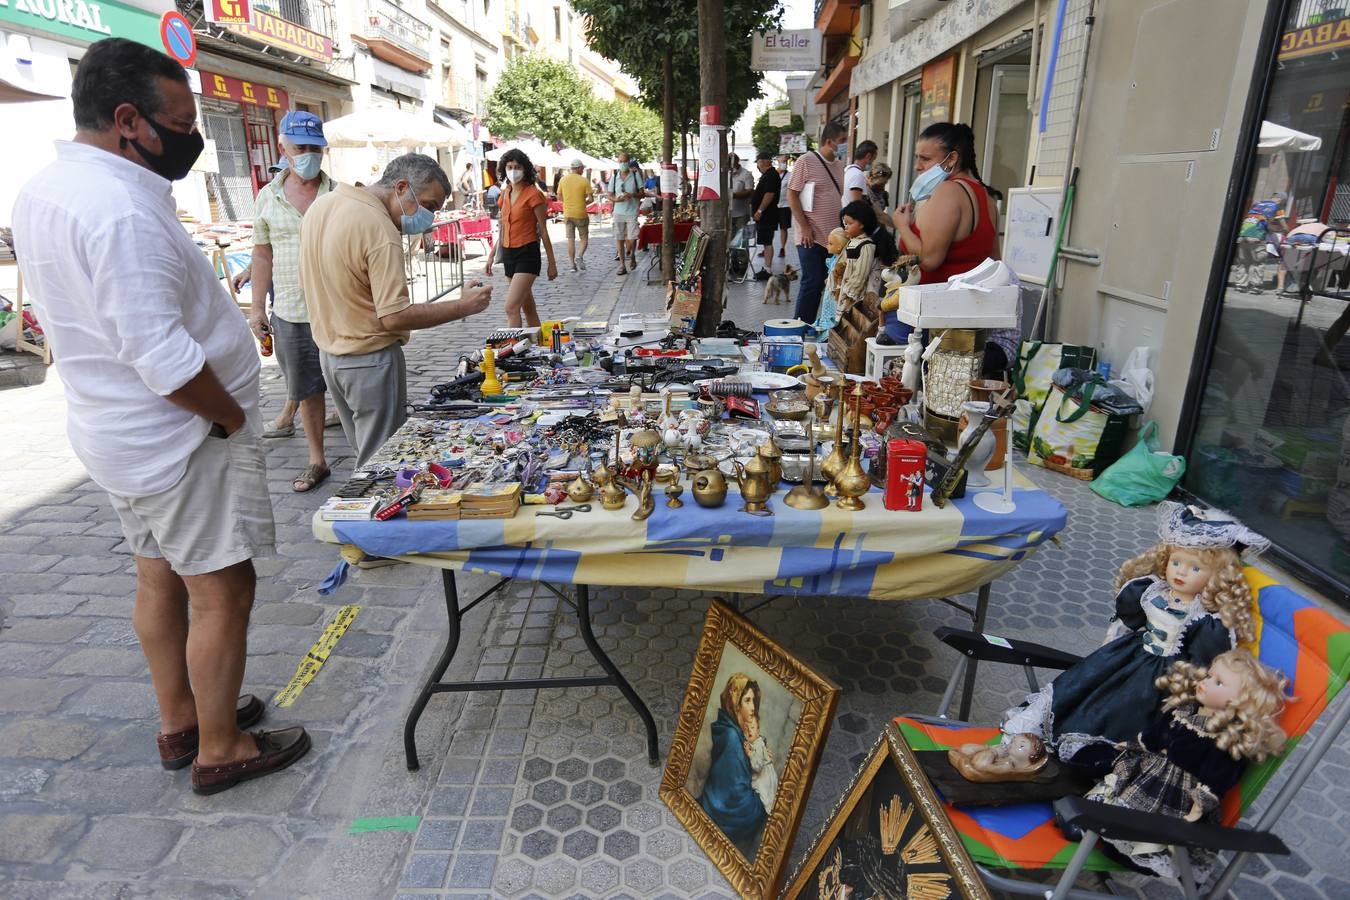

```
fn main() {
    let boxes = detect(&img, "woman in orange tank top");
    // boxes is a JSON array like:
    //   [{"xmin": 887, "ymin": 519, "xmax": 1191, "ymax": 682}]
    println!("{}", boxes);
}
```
[
  {"xmin": 889, "ymin": 122, "xmax": 1016, "ymax": 376},
  {"xmin": 484, "ymin": 148, "xmax": 557, "ymax": 328}
]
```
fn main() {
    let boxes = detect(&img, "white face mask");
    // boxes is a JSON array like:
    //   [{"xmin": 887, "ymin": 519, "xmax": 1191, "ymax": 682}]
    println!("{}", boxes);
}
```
[{"xmin": 506, "ymin": 168, "xmax": 523, "ymax": 183}]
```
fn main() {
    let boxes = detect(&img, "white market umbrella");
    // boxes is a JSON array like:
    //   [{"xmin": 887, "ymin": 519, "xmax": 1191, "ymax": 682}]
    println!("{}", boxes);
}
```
[
  {"xmin": 558, "ymin": 148, "xmax": 606, "ymax": 170},
  {"xmin": 323, "ymin": 108, "xmax": 457, "ymax": 149},
  {"xmin": 1259, "ymin": 121, "xmax": 1323, "ymax": 154},
  {"xmin": 485, "ymin": 140, "xmax": 569, "ymax": 169}
]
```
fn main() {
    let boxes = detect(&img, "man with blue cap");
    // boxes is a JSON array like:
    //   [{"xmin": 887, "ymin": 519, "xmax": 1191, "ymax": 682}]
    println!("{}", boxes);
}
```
[{"xmin": 247, "ymin": 110, "xmax": 336, "ymax": 493}]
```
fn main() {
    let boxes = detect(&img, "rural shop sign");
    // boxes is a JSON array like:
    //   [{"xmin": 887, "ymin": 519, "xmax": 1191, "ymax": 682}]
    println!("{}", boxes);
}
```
[
  {"xmin": 0, "ymin": 0, "xmax": 160, "ymax": 48},
  {"xmin": 1280, "ymin": 16, "xmax": 1350, "ymax": 60},
  {"xmin": 750, "ymin": 28, "xmax": 821, "ymax": 71},
  {"xmin": 201, "ymin": 70, "xmax": 288, "ymax": 109},
  {"xmin": 224, "ymin": 7, "xmax": 332, "ymax": 63}
]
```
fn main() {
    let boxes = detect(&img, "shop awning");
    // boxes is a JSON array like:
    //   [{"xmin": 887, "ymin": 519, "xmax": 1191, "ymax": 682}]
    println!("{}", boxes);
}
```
[
  {"xmin": 1258, "ymin": 121, "xmax": 1323, "ymax": 154},
  {"xmin": 323, "ymin": 107, "xmax": 458, "ymax": 149},
  {"xmin": 432, "ymin": 112, "xmax": 470, "ymax": 147}
]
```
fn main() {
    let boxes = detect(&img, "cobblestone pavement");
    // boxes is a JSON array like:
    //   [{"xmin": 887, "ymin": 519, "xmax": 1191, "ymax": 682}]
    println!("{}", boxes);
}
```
[{"xmin": 1, "ymin": 221, "xmax": 1347, "ymax": 899}]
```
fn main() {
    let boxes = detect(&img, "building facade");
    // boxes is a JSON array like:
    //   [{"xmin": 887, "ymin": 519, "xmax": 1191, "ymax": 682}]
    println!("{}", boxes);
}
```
[{"xmin": 850, "ymin": 0, "xmax": 1350, "ymax": 601}]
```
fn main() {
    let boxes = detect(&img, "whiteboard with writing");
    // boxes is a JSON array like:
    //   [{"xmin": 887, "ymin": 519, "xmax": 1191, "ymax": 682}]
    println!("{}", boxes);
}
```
[{"xmin": 1003, "ymin": 187, "xmax": 1062, "ymax": 285}]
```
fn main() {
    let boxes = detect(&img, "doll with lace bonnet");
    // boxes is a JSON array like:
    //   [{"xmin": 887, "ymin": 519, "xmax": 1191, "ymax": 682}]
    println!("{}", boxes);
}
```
[
  {"xmin": 1002, "ymin": 501, "xmax": 1270, "ymax": 778},
  {"xmin": 1085, "ymin": 648, "xmax": 1287, "ymax": 879}
]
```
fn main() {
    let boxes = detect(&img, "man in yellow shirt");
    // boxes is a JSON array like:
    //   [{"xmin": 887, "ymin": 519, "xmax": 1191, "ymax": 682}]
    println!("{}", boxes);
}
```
[{"xmin": 558, "ymin": 158, "xmax": 594, "ymax": 272}]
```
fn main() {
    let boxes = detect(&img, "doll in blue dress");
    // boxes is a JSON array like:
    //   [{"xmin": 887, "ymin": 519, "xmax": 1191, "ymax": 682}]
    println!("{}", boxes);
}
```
[
  {"xmin": 1002, "ymin": 501, "xmax": 1269, "ymax": 777},
  {"xmin": 812, "ymin": 227, "xmax": 847, "ymax": 333}
]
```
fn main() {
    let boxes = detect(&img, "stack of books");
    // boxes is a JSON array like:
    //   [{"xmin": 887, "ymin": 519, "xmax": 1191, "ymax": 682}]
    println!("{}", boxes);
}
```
[
  {"xmin": 458, "ymin": 483, "xmax": 523, "ymax": 519},
  {"xmin": 407, "ymin": 488, "xmax": 463, "ymax": 521}
]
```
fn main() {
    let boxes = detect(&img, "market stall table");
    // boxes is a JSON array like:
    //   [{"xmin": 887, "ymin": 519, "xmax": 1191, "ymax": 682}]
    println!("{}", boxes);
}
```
[
  {"xmin": 636, "ymin": 220, "xmax": 695, "ymax": 251},
  {"xmin": 312, "ymin": 464, "xmax": 1066, "ymax": 770}
]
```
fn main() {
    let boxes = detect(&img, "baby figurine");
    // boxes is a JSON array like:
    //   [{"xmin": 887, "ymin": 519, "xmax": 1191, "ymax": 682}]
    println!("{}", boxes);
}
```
[
  {"xmin": 948, "ymin": 732, "xmax": 1049, "ymax": 783},
  {"xmin": 742, "ymin": 710, "xmax": 779, "ymax": 815},
  {"xmin": 1002, "ymin": 502, "xmax": 1269, "ymax": 778},
  {"xmin": 812, "ymin": 227, "xmax": 849, "ymax": 333},
  {"xmin": 1085, "ymin": 648, "xmax": 1287, "ymax": 880}
]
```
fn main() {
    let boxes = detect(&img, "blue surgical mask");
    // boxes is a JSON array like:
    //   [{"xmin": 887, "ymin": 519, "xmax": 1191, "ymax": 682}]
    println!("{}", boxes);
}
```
[
  {"xmin": 909, "ymin": 153, "xmax": 954, "ymax": 202},
  {"xmin": 399, "ymin": 186, "xmax": 434, "ymax": 235},
  {"xmin": 291, "ymin": 152, "xmax": 322, "ymax": 180},
  {"xmin": 837, "ymin": 144, "xmax": 847, "ymax": 161}
]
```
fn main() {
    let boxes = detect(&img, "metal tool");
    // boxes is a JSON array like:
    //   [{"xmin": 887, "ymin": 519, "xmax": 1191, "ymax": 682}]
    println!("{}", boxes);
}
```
[{"xmin": 534, "ymin": 504, "xmax": 592, "ymax": 519}]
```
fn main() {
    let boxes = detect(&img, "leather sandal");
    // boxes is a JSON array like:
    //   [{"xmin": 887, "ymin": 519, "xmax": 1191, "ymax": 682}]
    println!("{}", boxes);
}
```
[
  {"xmin": 292, "ymin": 464, "xmax": 331, "ymax": 493},
  {"xmin": 157, "ymin": 694, "xmax": 266, "ymax": 770},
  {"xmin": 191, "ymin": 726, "xmax": 311, "ymax": 795}
]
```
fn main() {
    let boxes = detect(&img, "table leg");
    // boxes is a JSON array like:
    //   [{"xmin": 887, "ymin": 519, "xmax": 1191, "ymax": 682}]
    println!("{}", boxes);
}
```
[
  {"xmin": 958, "ymin": 582, "xmax": 992, "ymax": 721},
  {"xmin": 575, "ymin": 584, "xmax": 660, "ymax": 765},
  {"xmin": 405, "ymin": 568, "xmax": 463, "ymax": 771}
]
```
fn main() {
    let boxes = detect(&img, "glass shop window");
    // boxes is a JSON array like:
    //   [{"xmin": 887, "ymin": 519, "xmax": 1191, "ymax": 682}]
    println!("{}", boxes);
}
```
[{"xmin": 1186, "ymin": 1, "xmax": 1350, "ymax": 593}]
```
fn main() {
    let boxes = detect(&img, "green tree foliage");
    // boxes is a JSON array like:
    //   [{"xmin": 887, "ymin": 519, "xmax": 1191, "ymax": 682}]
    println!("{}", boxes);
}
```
[
  {"xmin": 582, "ymin": 99, "xmax": 663, "ymax": 161},
  {"xmin": 751, "ymin": 105, "xmax": 806, "ymax": 156},
  {"xmin": 482, "ymin": 55, "xmax": 598, "ymax": 147}
]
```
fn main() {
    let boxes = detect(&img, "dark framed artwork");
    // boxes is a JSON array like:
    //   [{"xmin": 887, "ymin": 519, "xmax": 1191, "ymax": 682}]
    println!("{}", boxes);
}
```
[
  {"xmin": 660, "ymin": 599, "xmax": 841, "ymax": 899},
  {"xmin": 783, "ymin": 725, "xmax": 990, "ymax": 899}
]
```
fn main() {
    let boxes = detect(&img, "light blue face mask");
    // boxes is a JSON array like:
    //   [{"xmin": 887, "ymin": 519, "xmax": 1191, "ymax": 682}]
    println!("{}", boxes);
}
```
[
  {"xmin": 399, "ymin": 186, "xmax": 434, "ymax": 235},
  {"xmin": 290, "ymin": 152, "xmax": 322, "ymax": 180},
  {"xmin": 909, "ymin": 152, "xmax": 955, "ymax": 202}
]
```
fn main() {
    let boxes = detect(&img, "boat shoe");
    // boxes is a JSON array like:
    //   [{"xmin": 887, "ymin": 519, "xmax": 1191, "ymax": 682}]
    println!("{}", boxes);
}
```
[
  {"xmin": 156, "ymin": 694, "xmax": 266, "ymax": 770},
  {"xmin": 191, "ymin": 726, "xmax": 311, "ymax": 795}
]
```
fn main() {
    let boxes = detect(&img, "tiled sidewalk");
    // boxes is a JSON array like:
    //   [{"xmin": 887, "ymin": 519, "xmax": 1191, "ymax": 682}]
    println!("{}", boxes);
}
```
[{"xmin": 1, "ymin": 222, "xmax": 1346, "ymax": 899}]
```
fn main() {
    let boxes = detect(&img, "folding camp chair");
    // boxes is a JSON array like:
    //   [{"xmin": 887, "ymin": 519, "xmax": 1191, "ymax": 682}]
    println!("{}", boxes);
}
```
[{"xmin": 894, "ymin": 567, "xmax": 1350, "ymax": 899}]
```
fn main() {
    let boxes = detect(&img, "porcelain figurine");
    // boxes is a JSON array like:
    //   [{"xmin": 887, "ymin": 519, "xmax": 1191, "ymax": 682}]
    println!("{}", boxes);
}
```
[{"xmin": 948, "ymin": 733, "xmax": 1049, "ymax": 783}]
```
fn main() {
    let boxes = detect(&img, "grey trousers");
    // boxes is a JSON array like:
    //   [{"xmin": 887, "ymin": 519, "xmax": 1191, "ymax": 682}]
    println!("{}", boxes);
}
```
[{"xmin": 320, "ymin": 343, "xmax": 408, "ymax": 469}]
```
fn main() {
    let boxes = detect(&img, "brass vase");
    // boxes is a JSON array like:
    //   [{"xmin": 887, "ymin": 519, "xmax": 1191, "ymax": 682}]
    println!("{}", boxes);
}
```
[
  {"xmin": 820, "ymin": 381, "xmax": 848, "ymax": 495},
  {"xmin": 835, "ymin": 384, "xmax": 869, "ymax": 511},
  {"xmin": 784, "ymin": 416, "xmax": 829, "ymax": 510},
  {"xmin": 566, "ymin": 471, "xmax": 594, "ymax": 503}
]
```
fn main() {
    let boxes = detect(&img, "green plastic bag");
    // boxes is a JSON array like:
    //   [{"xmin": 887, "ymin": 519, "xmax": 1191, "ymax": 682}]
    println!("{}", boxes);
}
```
[{"xmin": 1089, "ymin": 422, "xmax": 1186, "ymax": 507}]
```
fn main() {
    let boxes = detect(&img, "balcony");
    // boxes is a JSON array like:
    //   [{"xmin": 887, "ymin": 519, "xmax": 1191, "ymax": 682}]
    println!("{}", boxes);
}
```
[
  {"xmin": 361, "ymin": 0, "xmax": 432, "ymax": 72},
  {"xmin": 814, "ymin": 0, "xmax": 858, "ymax": 37},
  {"xmin": 815, "ymin": 31, "xmax": 859, "ymax": 104},
  {"xmin": 503, "ymin": 11, "xmax": 531, "ymax": 45},
  {"xmin": 441, "ymin": 75, "xmax": 478, "ymax": 116}
]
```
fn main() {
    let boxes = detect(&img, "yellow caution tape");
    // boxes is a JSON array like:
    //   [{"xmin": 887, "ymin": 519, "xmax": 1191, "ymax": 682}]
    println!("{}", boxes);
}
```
[{"xmin": 272, "ymin": 604, "xmax": 361, "ymax": 708}]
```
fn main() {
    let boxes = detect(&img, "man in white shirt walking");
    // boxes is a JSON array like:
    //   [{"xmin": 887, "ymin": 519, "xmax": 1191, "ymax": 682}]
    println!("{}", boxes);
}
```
[
  {"xmin": 843, "ymin": 139, "xmax": 878, "ymax": 204},
  {"xmin": 728, "ymin": 154, "xmax": 756, "ymax": 239},
  {"xmin": 11, "ymin": 39, "xmax": 309, "ymax": 795}
]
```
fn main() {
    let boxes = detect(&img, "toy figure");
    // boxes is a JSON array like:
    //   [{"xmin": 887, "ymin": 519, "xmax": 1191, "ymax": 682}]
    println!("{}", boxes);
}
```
[
  {"xmin": 948, "ymin": 732, "xmax": 1049, "ymax": 783},
  {"xmin": 1002, "ymin": 502, "xmax": 1269, "ymax": 777},
  {"xmin": 812, "ymin": 227, "xmax": 848, "ymax": 333},
  {"xmin": 1085, "ymin": 648, "xmax": 1287, "ymax": 879},
  {"xmin": 900, "ymin": 331, "xmax": 923, "ymax": 393}
]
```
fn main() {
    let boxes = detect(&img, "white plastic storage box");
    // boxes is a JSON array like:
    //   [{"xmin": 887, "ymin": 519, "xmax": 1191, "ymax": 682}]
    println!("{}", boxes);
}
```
[{"xmin": 893, "ymin": 282, "xmax": 1020, "ymax": 329}]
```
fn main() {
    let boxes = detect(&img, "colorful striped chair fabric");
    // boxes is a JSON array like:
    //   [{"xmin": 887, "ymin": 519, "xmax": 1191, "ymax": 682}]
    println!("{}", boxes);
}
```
[{"xmin": 895, "ymin": 567, "xmax": 1350, "ymax": 879}]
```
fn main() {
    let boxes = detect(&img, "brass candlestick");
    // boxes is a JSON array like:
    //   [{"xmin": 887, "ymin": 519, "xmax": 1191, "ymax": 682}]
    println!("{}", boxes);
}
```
[
  {"xmin": 665, "ymin": 480, "xmax": 684, "ymax": 508},
  {"xmin": 820, "ymin": 381, "xmax": 848, "ymax": 495},
  {"xmin": 834, "ymin": 384, "xmax": 869, "ymax": 511},
  {"xmin": 784, "ymin": 415, "xmax": 829, "ymax": 510}
]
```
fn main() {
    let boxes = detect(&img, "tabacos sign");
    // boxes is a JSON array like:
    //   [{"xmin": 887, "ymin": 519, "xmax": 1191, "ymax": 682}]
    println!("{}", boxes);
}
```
[
  {"xmin": 224, "ymin": 7, "xmax": 332, "ymax": 63},
  {"xmin": 1280, "ymin": 16, "xmax": 1350, "ymax": 60},
  {"xmin": 0, "ymin": 0, "xmax": 161, "ymax": 48},
  {"xmin": 201, "ymin": 71, "xmax": 288, "ymax": 109}
]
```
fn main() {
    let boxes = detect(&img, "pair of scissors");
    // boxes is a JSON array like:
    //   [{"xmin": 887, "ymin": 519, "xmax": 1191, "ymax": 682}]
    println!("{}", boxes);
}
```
[{"xmin": 534, "ymin": 504, "xmax": 592, "ymax": 519}]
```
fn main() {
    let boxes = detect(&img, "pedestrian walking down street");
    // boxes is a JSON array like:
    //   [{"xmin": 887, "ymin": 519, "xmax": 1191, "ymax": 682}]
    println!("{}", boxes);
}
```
[
  {"xmin": 751, "ymin": 151, "xmax": 780, "ymax": 281},
  {"xmin": 458, "ymin": 162, "xmax": 479, "ymax": 210},
  {"xmin": 786, "ymin": 122, "xmax": 846, "ymax": 323},
  {"xmin": 843, "ymin": 139, "xmax": 878, "ymax": 205},
  {"xmin": 300, "ymin": 153, "xmax": 493, "ymax": 468},
  {"xmin": 728, "ymin": 153, "xmax": 756, "ymax": 239},
  {"xmin": 609, "ymin": 153, "xmax": 643, "ymax": 274},
  {"xmin": 246, "ymin": 110, "xmax": 335, "ymax": 493},
  {"xmin": 776, "ymin": 156, "xmax": 791, "ymax": 259},
  {"xmin": 11, "ymin": 38, "xmax": 310, "ymax": 795},
  {"xmin": 483, "ymin": 148, "xmax": 557, "ymax": 328},
  {"xmin": 558, "ymin": 158, "xmax": 594, "ymax": 271}
]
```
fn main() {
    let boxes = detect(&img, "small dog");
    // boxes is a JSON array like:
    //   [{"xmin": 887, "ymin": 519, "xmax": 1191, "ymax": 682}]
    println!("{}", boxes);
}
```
[{"xmin": 761, "ymin": 265, "xmax": 799, "ymax": 304}]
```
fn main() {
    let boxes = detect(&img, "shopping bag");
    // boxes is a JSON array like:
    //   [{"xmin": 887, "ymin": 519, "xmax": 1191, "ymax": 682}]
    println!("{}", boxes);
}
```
[
  {"xmin": 1026, "ymin": 380, "xmax": 1130, "ymax": 479},
  {"xmin": 1012, "ymin": 342, "xmax": 1097, "ymax": 452},
  {"xmin": 1089, "ymin": 422, "xmax": 1186, "ymax": 506}
]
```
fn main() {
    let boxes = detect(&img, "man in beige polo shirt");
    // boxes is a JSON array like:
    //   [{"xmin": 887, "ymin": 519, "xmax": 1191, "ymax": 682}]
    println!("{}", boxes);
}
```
[{"xmin": 301, "ymin": 153, "xmax": 492, "ymax": 467}]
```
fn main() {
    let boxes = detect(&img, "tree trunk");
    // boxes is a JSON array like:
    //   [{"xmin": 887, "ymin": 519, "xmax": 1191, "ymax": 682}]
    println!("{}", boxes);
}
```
[
  {"xmin": 661, "ymin": 47, "xmax": 676, "ymax": 283},
  {"xmin": 695, "ymin": 0, "xmax": 727, "ymax": 338}
]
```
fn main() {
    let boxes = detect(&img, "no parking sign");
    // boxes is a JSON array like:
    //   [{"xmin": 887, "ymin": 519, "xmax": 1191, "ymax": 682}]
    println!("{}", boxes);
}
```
[{"xmin": 160, "ymin": 11, "xmax": 197, "ymax": 67}]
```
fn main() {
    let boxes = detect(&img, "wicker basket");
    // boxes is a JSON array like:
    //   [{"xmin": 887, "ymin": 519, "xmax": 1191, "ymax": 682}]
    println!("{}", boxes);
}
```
[{"xmin": 1041, "ymin": 458, "xmax": 1097, "ymax": 481}]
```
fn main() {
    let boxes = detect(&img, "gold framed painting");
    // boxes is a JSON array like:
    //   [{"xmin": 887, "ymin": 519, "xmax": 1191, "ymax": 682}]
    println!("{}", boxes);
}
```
[
  {"xmin": 660, "ymin": 599, "xmax": 841, "ymax": 899},
  {"xmin": 783, "ymin": 725, "xmax": 991, "ymax": 899}
]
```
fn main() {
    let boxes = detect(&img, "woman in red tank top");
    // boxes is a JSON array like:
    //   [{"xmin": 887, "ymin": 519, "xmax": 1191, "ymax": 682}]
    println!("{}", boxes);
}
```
[{"xmin": 886, "ymin": 123, "xmax": 1012, "ymax": 374}]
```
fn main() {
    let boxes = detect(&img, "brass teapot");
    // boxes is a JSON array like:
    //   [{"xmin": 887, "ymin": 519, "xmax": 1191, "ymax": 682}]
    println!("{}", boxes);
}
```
[
  {"xmin": 757, "ymin": 440, "xmax": 784, "ymax": 487},
  {"xmin": 691, "ymin": 466, "xmax": 728, "ymax": 508},
  {"xmin": 733, "ymin": 455, "xmax": 774, "ymax": 515}
]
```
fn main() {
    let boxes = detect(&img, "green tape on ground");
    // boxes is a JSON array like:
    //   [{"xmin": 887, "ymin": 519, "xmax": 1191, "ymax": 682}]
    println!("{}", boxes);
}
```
[{"xmin": 348, "ymin": 816, "xmax": 421, "ymax": 834}]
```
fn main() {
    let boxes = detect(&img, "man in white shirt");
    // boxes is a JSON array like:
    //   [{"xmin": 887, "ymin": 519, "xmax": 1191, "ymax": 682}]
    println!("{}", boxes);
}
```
[
  {"xmin": 728, "ymin": 154, "xmax": 756, "ymax": 239},
  {"xmin": 843, "ymin": 139, "xmax": 878, "ymax": 204},
  {"xmin": 11, "ymin": 38, "xmax": 309, "ymax": 795}
]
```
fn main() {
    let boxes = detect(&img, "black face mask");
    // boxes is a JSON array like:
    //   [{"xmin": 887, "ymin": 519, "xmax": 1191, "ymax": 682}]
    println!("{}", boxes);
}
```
[{"xmin": 130, "ymin": 113, "xmax": 204, "ymax": 181}]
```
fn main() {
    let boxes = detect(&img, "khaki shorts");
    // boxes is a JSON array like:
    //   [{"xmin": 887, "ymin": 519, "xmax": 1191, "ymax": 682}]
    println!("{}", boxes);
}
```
[
  {"xmin": 108, "ymin": 425, "xmax": 276, "ymax": 576},
  {"xmin": 565, "ymin": 217, "xmax": 589, "ymax": 239},
  {"xmin": 614, "ymin": 216, "xmax": 639, "ymax": 241}
]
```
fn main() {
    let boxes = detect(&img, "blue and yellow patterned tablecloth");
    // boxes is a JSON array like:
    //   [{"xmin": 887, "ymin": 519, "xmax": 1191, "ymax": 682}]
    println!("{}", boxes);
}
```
[{"xmin": 314, "ymin": 473, "xmax": 1065, "ymax": 602}]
